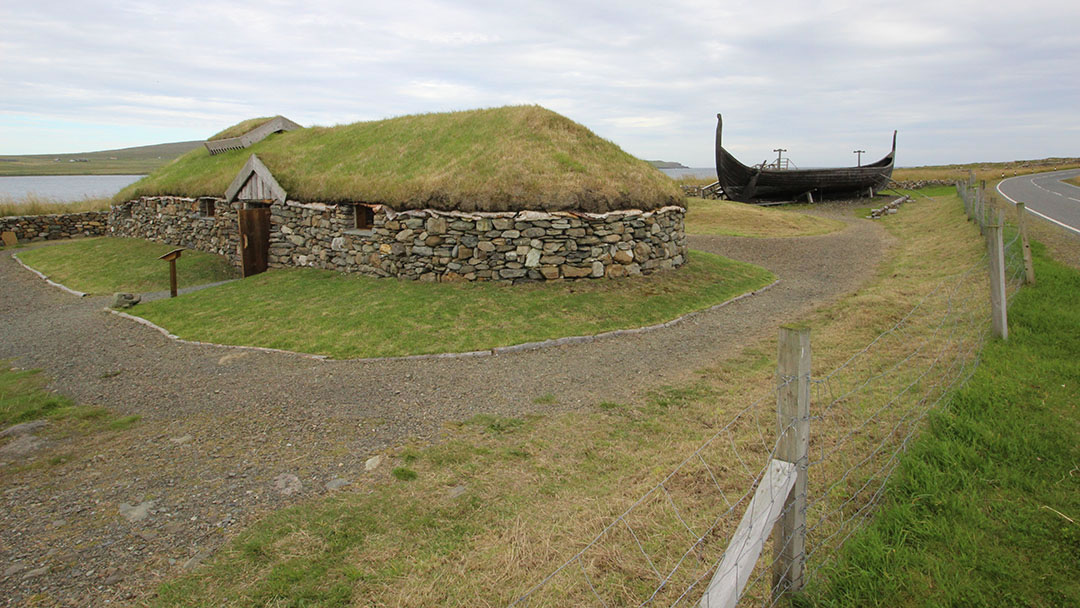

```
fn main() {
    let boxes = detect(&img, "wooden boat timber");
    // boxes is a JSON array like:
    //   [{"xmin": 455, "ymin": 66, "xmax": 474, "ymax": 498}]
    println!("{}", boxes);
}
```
[{"xmin": 715, "ymin": 114, "xmax": 896, "ymax": 202}]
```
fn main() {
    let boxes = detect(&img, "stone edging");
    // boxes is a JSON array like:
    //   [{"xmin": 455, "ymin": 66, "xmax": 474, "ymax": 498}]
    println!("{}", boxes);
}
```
[
  {"xmin": 11, "ymin": 252, "xmax": 89, "ymax": 298},
  {"xmin": 104, "ymin": 309, "xmax": 329, "ymax": 361},
  {"xmin": 101, "ymin": 279, "xmax": 781, "ymax": 363}
]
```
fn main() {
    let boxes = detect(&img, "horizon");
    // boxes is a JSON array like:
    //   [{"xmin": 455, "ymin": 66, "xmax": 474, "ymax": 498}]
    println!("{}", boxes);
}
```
[
  {"xmin": 4, "ymin": 133, "xmax": 1074, "ymax": 171},
  {"xmin": 2, "ymin": 2, "xmax": 1077, "ymax": 166}
]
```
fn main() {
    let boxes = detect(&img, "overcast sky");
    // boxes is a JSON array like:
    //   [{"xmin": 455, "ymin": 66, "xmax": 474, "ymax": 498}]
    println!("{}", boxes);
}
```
[{"xmin": 2, "ymin": 0, "xmax": 1077, "ymax": 167}]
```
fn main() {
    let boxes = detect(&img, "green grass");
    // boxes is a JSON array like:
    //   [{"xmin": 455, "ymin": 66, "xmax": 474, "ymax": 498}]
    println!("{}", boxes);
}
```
[
  {"xmin": 684, "ymin": 197, "xmax": 845, "ymax": 237},
  {"xmin": 208, "ymin": 117, "xmax": 276, "ymax": 141},
  {"xmin": 1066, "ymin": 176, "xmax": 1080, "ymax": 188},
  {"xmin": 17, "ymin": 237, "xmax": 237, "ymax": 294},
  {"xmin": 794, "ymin": 244, "xmax": 1080, "ymax": 608},
  {"xmin": 391, "ymin": 467, "xmax": 418, "ymax": 481},
  {"xmin": 0, "ymin": 141, "xmax": 202, "ymax": 177},
  {"xmin": 0, "ymin": 364, "xmax": 137, "ymax": 433},
  {"xmin": 116, "ymin": 106, "xmax": 684, "ymax": 214},
  {"xmin": 131, "ymin": 250, "xmax": 773, "ymax": 358}
]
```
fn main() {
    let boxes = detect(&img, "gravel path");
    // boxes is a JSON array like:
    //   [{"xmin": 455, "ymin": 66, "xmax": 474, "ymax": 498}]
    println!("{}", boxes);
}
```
[{"xmin": 0, "ymin": 204, "xmax": 887, "ymax": 606}]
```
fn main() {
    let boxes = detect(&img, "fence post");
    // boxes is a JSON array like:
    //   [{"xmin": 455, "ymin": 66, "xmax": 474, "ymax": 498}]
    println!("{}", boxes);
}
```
[
  {"xmin": 987, "ymin": 211, "xmax": 1008, "ymax": 340},
  {"xmin": 773, "ymin": 326, "xmax": 810, "ymax": 600},
  {"xmin": 977, "ymin": 181, "xmax": 986, "ymax": 233},
  {"xmin": 1016, "ymin": 202, "xmax": 1036, "ymax": 285}
]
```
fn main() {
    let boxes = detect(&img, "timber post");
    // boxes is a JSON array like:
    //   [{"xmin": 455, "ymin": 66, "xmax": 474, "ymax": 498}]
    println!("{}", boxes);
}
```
[
  {"xmin": 158, "ymin": 248, "xmax": 185, "ymax": 298},
  {"xmin": 773, "ymin": 325, "xmax": 810, "ymax": 599},
  {"xmin": 977, "ymin": 181, "xmax": 986, "ymax": 233},
  {"xmin": 1016, "ymin": 202, "xmax": 1035, "ymax": 285},
  {"xmin": 987, "ymin": 211, "xmax": 1008, "ymax": 340}
]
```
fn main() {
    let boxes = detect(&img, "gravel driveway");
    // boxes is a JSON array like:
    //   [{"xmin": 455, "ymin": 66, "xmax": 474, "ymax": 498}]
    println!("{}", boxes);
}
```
[{"xmin": 0, "ymin": 204, "xmax": 886, "ymax": 606}]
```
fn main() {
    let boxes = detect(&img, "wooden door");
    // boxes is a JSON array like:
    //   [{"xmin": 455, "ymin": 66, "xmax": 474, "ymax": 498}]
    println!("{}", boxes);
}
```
[{"xmin": 238, "ymin": 207, "xmax": 270, "ymax": 277}]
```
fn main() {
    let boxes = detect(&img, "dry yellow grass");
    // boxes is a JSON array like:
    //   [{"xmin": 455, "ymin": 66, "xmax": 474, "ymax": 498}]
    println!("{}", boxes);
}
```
[
  {"xmin": 685, "ymin": 197, "xmax": 845, "ymax": 237},
  {"xmin": 155, "ymin": 192, "xmax": 1000, "ymax": 606},
  {"xmin": 894, "ymin": 158, "xmax": 1080, "ymax": 184},
  {"xmin": 0, "ymin": 195, "xmax": 110, "ymax": 217}
]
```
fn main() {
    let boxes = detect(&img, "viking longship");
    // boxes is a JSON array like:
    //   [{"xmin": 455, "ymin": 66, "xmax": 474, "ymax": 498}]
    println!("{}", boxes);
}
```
[{"xmin": 715, "ymin": 114, "xmax": 896, "ymax": 202}]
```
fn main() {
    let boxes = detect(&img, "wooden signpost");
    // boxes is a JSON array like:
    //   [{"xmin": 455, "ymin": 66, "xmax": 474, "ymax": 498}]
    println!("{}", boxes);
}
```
[{"xmin": 158, "ymin": 248, "xmax": 185, "ymax": 298}]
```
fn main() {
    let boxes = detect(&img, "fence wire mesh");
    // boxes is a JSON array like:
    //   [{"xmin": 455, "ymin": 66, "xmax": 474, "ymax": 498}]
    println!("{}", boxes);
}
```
[{"xmin": 509, "ymin": 191, "xmax": 1026, "ymax": 608}]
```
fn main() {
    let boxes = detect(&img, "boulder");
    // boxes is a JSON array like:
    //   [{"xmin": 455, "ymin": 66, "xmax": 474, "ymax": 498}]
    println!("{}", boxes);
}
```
[{"xmin": 111, "ymin": 293, "xmax": 141, "ymax": 309}]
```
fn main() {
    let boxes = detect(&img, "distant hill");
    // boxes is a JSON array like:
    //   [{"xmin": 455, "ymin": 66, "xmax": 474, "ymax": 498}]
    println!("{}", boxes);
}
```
[
  {"xmin": 646, "ymin": 160, "xmax": 689, "ymax": 169},
  {"xmin": 0, "ymin": 141, "xmax": 204, "ymax": 176}
]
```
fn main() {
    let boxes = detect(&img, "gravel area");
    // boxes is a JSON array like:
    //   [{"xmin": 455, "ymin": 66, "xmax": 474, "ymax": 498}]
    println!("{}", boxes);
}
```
[{"xmin": 0, "ymin": 203, "xmax": 886, "ymax": 606}]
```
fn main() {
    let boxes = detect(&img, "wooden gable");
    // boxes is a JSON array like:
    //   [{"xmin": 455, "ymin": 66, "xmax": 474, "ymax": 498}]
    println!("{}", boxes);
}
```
[{"xmin": 225, "ymin": 154, "xmax": 287, "ymax": 204}]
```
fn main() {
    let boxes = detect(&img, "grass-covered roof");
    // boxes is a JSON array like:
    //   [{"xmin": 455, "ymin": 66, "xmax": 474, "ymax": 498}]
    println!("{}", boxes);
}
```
[
  {"xmin": 116, "ymin": 106, "xmax": 683, "ymax": 213},
  {"xmin": 207, "ymin": 117, "xmax": 276, "ymax": 141}
]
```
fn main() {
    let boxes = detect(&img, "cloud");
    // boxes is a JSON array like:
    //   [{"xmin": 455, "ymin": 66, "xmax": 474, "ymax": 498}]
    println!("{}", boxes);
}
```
[{"xmin": 0, "ymin": 0, "xmax": 1078, "ymax": 165}]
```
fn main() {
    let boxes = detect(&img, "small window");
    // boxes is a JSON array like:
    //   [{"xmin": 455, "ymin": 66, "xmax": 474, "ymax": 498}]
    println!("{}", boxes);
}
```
[
  {"xmin": 198, "ymin": 199, "xmax": 216, "ymax": 218},
  {"xmin": 355, "ymin": 205, "xmax": 374, "ymax": 230}
]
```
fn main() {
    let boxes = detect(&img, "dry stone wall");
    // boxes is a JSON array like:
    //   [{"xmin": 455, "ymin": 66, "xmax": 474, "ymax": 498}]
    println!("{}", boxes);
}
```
[
  {"xmin": 0, "ymin": 211, "xmax": 108, "ymax": 243},
  {"xmin": 108, "ymin": 197, "xmax": 242, "ymax": 264},
  {"xmin": 110, "ymin": 196, "xmax": 687, "ymax": 282}
]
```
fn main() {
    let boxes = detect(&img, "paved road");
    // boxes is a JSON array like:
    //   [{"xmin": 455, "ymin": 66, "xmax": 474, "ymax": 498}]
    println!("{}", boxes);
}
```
[{"xmin": 997, "ymin": 168, "xmax": 1080, "ymax": 235}]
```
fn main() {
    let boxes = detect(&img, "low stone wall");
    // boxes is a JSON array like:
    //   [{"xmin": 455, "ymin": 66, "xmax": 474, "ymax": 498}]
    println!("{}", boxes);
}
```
[
  {"xmin": 109, "ymin": 196, "xmax": 688, "ymax": 282},
  {"xmin": 108, "ymin": 197, "xmax": 241, "ymax": 264},
  {"xmin": 0, "ymin": 211, "xmax": 108, "ymax": 243}
]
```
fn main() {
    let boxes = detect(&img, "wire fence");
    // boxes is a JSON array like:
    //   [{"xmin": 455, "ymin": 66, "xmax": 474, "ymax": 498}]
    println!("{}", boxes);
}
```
[{"xmin": 509, "ymin": 185, "xmax": 1030, "ymax": 608}]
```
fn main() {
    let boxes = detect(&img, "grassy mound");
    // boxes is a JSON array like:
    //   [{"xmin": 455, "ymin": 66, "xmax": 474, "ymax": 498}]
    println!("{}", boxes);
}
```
[{"xmin": 116, "ymin": 106, "xmax": 683, "ymax": 214}]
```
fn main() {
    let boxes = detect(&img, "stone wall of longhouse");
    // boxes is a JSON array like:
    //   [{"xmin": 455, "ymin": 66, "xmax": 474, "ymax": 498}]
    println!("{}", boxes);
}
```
[{"xmin": 108, "ymin": 196, "xmax": 688, "ymax": 282}]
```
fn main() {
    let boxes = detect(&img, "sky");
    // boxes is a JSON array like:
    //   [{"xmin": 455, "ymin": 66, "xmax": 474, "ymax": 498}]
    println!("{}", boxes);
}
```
[{"xmin": 2, "ymin": 0, "xmax": 1078, "ymax": 167}]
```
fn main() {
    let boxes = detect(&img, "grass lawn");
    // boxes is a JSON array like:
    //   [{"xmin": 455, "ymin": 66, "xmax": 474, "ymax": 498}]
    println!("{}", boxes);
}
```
[
  {"xmin": 1066, "ymin": 175, "xmax": 1080, "ymax": 188},
  {"xmin": 684, "ymin": 197, "xmax": 845, "ymax": 237},
  {"xmin": 793, "ymin": 244, "xmax": 1080, "ymax": 608},
  {"xmin": 143, "ymin": 191, "xmax": 1012, "ymax": 607},
  {"xmin": 17, "ymin": 237, "xmax": 237, "ymax": 294},
  {"xmin": 132, "ymin": 250, "xmax": 775, "ymax": 358},
  {"xmin": 0, "ymin": 365, "xmax": 140, "ymax": 448}
]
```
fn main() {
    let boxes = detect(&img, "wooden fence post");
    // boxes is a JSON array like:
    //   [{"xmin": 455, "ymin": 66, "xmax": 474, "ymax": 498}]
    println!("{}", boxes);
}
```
[
  {"xmin": 987, "ymin": 211, "xmax": 1008, "ymax": 340},
  {"xmin": 977, "ymin": 181, "xmax": 986, "ymax": 233},
  {"xmin": 773, "ymin": 326, "xmax": 810, "ymax": 599},
  {"xmin": 1016, "ymin": 202, "xmax": 1036, "ymax": 285}
]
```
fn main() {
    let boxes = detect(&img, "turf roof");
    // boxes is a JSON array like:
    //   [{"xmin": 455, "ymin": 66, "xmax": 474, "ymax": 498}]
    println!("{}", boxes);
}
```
[
  {"xmin": 116, "ymin": 106, "xmax": 684, "ymax": 213},
  {"xmin": 207, "ymin": 117, "xmax": 276, "ymax": 141}
]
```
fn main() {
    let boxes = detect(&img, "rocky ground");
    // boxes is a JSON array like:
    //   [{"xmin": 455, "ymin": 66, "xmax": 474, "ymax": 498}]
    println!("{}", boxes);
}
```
[{"xmin": 0, "ymin": 203, "xmax": 887, "ymax": 607}]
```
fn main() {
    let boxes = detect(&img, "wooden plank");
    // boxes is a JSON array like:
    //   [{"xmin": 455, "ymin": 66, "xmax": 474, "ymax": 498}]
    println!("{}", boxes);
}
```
[
  {"xmin": 225, "ymin": 154, "xmax": 286, "ymax": 204},
  {"xmin": 238, "ymin": 207, "xmax": 271, "ymax": 277},
  {"xmin": 698, "ymin": 459, "xmax": 797, "ymax": 608}
]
